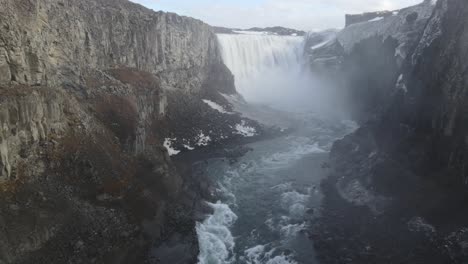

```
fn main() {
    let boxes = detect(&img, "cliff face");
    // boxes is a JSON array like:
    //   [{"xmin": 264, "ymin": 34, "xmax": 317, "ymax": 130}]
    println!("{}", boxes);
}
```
[
  {"xmin": 0, "ymin": 0, "xmax": 247, "ymax": 263},
  {"xmin": 306, "ymin": 0, "xmax": 434, "ymax": 121},
  {"xmin": 0, "ymin": 0, "xmax": 224, "ymax": 90},
  {"xmin": 311, "ymin": 0, "xmax": 468, "ymax": 263}
]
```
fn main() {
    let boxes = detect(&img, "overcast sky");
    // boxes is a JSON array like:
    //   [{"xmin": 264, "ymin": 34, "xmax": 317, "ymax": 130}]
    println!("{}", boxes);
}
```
[{"xmin": 129, "ymin": 0, "xmax": 424, "ymax": 31}]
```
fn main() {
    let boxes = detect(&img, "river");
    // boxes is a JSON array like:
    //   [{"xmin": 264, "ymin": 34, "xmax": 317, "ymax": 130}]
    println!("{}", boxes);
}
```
[{"xmin": 196, "ymin": 113, "xmax": 356, "ymax": 264}]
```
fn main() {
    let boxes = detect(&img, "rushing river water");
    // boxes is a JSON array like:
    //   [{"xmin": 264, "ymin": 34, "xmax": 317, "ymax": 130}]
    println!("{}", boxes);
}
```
[
  {"xmin": 195, "ymin": 31, "xmax": 356, "ymax": 263},
  {"xmin": 196, "ymin": 114, "xmax": 357, "ymax": 264}
]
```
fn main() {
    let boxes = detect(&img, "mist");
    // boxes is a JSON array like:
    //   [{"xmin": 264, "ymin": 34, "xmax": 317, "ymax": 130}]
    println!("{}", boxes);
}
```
[{"xmin": 217, "ymin": 32, "xmax": 346, "ymax": 118}]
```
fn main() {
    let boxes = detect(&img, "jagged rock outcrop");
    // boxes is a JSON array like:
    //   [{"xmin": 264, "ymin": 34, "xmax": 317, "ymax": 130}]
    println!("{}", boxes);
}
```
[
  {"xmin": 312, "ymin": 0, "xmax": 468, "ymax": 263},
  {"xmin": 305, "ymin": 0, "xmax": 434, "ymax": 121},
  {"xmin": 0, "ymin": 0, "xmax": 223, "ymax": 89},
  {"xmin": 0, "ymin": 0, "xmax": 252, "ymax": 263}
]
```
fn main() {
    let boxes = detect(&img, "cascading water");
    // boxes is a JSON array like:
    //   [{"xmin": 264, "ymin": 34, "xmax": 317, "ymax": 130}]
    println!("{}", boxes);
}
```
[
  {"xmin": 217, "ymin": 33, "xmax": 318, "ymax": 112},
  {"xmin": 195, "ymin": 32, "xmax": 357, "ymax": 264}
]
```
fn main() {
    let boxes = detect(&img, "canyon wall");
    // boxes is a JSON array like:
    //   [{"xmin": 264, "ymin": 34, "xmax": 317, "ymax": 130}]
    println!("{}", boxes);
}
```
[
  {"xmin": 309, "ymin": 0, "xmax": 468, "ymax": 263},
  {"xmin": 0, "ymin": 0, "xmax": 252, "ymax": 263}
]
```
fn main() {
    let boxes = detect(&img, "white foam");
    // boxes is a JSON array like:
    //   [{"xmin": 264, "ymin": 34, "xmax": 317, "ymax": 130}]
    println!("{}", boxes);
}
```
[
  {"xmin": 259, "ymin": 138, "xmax": 327, "ymax": 171},
  {"xmin": 243, "ymin": 244, "xmax": 298, "ymax": 264},
  {"xmin": 280, "ymin": 223, "xmax": 307, "ymax": 238},
  {"xmin": 271, "ymin": 182, "xmax": 293, "ymax": 192},
  {"xmin": 281, "ymin": 191, "xmax": 310, "ymax": 219},
  {"xmin": 217, "ymin": 33, "xmax": 308, "ymax": 106},
  {"xmin": 244, "ymin": 245, "xmax": 266, "ymax": 264},
  {"xmin": 266, "ymin": 255, "xmax": 298, "ymax": 264},
  {"xmin": 197, "ymin": 202, "xmax": 238, "ymax": 264}
]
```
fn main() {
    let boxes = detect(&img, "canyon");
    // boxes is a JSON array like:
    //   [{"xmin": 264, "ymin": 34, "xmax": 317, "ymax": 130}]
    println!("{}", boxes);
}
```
[
  {"xmin": 0, "ymin": 0, "xmax": 260, "ymax": 263},
  {"xmin": 1, "ymin": 0, "xmax": 468, "ymax": 263}
]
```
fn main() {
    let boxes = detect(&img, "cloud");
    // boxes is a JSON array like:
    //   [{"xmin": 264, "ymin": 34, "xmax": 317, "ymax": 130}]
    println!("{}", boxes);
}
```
[{"xmin": 129, "ymin": 0, "xmax": 424, "ymax": 30}]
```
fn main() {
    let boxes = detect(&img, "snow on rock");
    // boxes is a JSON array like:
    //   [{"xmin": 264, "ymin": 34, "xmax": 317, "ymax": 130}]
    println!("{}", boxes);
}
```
[
  {"xmin": 202, "ymin": 99, "xmax": 231, "ymax": 114},
  {"xmin": 368, "ymin": 17, "xmax": 384, "ymax": 22},
  {"xmin": 235, "ymin": 120, "xmax": 257, "ymax": 137},
  {"xmin": 163, "ymin": 138, "xmax": 180, "ymax": 156},
  {"xmin": 306, "ymin": 30, "xmax": 338, "ymax": 50},
  {"xmin": 396, "ymin": 74, "xmax": 408, "ymax": 93},
  {"xmin": 196, "ymin": 131, "xmax": 211, "ymax": 146},
  {"xmin": 310, "ymin": 37, "xmax": 335, "ymax": 50},
  {"xmin": 337, "ymin": 1, "xmax": 435, "ymax": 54},
  {"xmin": 183, "ymin": 144, "xmax": 195, "ymax": 150}
]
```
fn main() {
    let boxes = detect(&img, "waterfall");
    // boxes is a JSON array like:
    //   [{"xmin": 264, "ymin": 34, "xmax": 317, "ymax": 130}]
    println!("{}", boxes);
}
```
[{"xmin": 217, "ymin": 33, "xmax": 314, "ymax": 111}]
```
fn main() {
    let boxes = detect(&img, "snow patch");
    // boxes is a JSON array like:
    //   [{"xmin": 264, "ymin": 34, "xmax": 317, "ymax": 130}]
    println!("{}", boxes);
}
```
[
  {"xmin": 368, "ymin": 17, "xmax": 384, "ymax": 22},
  {"xmin": 397, "ymin": 74, "xmax": 403, "ymax": 83},
  {"xmin": 202, "ymin": 99, "xmax": 231, "ymax": 114},
  {"xmin": 396, "ymin": 74, "xmax": 408, "ymax": 93},
  {"xmin": 163, "ymin": 138, "xmax": 180, "ymax": 156},
  {"xmin": 183, "ymin": 144, "xmax": 195, "ymax": 150},
  {"xmin": 196, "ymin": 132, "xmax": 212, "ymax": 146},
  {"xmin": 235, "ymin": 120, "xmax": 257, "ymax": 137},
  {"xmin": 338, "ymin": 2, "xmax": 435, "ymax": 53}
]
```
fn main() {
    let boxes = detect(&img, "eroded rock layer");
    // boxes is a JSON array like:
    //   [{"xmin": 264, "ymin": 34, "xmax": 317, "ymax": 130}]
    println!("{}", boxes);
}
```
[{"xmin": 0, "ymin": 0, "xmax": 252, "ymax": 263}]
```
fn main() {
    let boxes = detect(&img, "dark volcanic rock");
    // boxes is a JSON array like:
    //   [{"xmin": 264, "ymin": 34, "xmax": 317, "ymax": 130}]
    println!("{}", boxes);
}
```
[
  {"xmin": 312, "ymin": 0, "xmax": 468, "ymax": 263},
  {"xmin": 0, "ymin": 0, "xmax": 254, "ymax": 263},
  {"xmin": 305, "ymin": 0, "xmax": 434, "ymax": 121}
]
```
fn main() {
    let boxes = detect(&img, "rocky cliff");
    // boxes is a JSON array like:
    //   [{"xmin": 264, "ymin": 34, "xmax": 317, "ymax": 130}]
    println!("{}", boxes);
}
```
[
  {"xmin": 0, "ymin": 0, "xmax": 254, "ymax": 263},
  {"xmin": 310, "ymin": 0, "xmax": 468, "ymax": 263},
  {"xmin": 306, "ymin": 0, "xmax": 434, "ymax": 121}
]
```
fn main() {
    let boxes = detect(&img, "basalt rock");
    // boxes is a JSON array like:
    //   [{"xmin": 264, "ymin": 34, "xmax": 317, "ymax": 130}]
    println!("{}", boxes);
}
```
[
  {"xmin": 305, "ymin": 0, "xmax": 434, "ymax": 121},
  {"xmin": 0, "ymin": 0, "xmax": 248, "ymax": 263},
  {"xmin": 313, "ymin": 0, "xmax": 468, "ymax": 263}
]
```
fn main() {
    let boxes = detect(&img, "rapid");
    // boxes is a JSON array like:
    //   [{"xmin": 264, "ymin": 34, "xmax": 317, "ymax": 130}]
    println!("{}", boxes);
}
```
[{"xmin": 196, "ymin": 31, "xmax": 356, "ymax": 264}]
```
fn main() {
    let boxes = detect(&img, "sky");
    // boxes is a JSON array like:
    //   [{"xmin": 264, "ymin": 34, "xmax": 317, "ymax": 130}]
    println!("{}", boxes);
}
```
[{"xmin": 129, "ymin": 0, "xmax": 424, "ymax": 31}]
